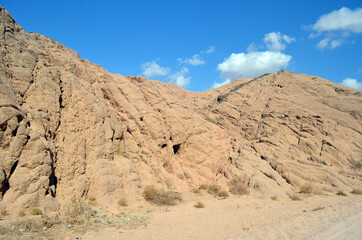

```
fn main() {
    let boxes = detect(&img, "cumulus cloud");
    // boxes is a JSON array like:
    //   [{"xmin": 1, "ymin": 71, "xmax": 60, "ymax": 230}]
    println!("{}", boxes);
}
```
[
  {"xmin": 341, "ymin": 78, "xmax": 362, "ymax": 91},
  {"xmin": 313, "ymin": 7, "xmax": 362, "ymax": 33},
  {"xmin": 217, "ymin": 51, "xmax": 292, "ymax": 80},
  {"xmin": 264, "ymin": 32, "xmax": 296, "ymax": 52},
  {"xmin": 177, "ymin": 54, "xmax": 205, "ymax": 65},
  {"xmin": 308, "ymin": 7, "xmax": 362, "ymax": 49},
  {"xmin": 169, "ymin": 67, "xmax": 191, "ymax": 87},
  {"xmin": 141, "ymin": 61, "xmax": 169, "ymax": 78}
]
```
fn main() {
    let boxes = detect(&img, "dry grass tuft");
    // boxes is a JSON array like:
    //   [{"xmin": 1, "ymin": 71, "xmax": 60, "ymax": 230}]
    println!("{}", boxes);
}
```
[
  {"xmin": 199, "ymin": 183, "xmax": 209, "ymax": 190},
  {"xmin": 18, "ymin": 210, "xmax": 25, "ymax": 217},
  {"xmin": 300, "ymin": 183, "xmax": 314, "ymax": 194},
  {"xmin": 29, "ymin": 207, "xmax": 42, "ymax": 216},
  {"xmin": 190, "ymin": 188, "xmax": 201, "ymax": 194},
  {"xmin": 207, "ymin": 184, "xmax": 221, "ymax": 195},
  {"xmin": 143, "ymin": 185, "xmax": 182, "ymax": 205},
  {"xmin": 193, "ymin": 202, "xmax": 205, "ymax": 208},
  {"xmin": 197, "ymin": 183, "xmax": 229, "ymax": 198},
  {"xmin": 312, "ymin": 206, "xmax": 325, "ymax": 211},
  {"xmin": 336, "ymin": 190, "xmax": 347, "ymax": 196},
  {"xmin": 0, "ymin": 207, "xmax": 8, "ymax": 217},
  {"xmin": 61, "ymin": 200, "xmax": 94, "ymax": 225},
  {"xmin": 228, "ymin": 177, "xmax": 249, "ymax": 195},
  {"xmin": 290, "ymin": 194, "xmax": 302, "ymax": 201},
  {"xmin": 218, "ymin": 190, "xmax": 229, "ymax": 198},
  {"xmin": 117, "ymin": 198, "xmax": 128, "ymax": 207},
  {"xmin": 351, "ymin": 189, "xmax": 362, "ymax": 195}
]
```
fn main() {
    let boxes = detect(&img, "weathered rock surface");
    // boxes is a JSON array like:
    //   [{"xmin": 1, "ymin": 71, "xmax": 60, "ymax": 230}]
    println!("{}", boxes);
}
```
[{"xmin": 0, "ymin": 6, "xmax": 361, "ymax": 214}]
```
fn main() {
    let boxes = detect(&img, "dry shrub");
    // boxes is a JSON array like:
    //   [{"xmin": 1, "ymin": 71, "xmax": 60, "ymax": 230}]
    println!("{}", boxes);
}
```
[
  {"xmin": 271, "ymin": 195, "xmax": 278, "ymax": 201},
  {"xmin": 218, "ymin": 190, "xmax": 229, "ymax": 198},
  {"xmin": 143, "ymin": 185, "xmax": 182, "ymax": 205},
  {"xmin": 29, "ymin": 207, "xmax": 42, "ymax": 216},
  {"xmin": 336, "ymin": 190, "xmax": 347, "ymax": 196},
  {"xmin": 351, "ymin": 189, "xmax": 362, "ymax": 195},
  {"xmin": 312, "ymin": 206, "xmax": 325, "ymax": 211},
  {"xmin": 0, "ymin": 207, "xmax": 8, "ymax": 217},
  {"xmin": 228, "ymin": 177, "xmax": 249, "ymax": 195},
  {"xmin": 193, "ymin": 202, "xmax": 205, "ymax": 208},
  {"xmin": 61, "ymin": 200, "xmax": 94, "ymax": 225},
  {"xmin": 207, "ymin": 184, "xmax": 221, "ymax": 195},
  {"xmin": 198, "ymin": 184, "xmax": 209, "ymax": 190},
  {"xmin": 191, "ymin": 188, "xmax": 201, "ymax": 194},
  {"xmin": 300, "ymin": 183, "xmax": 314, "ymax": 194},
  {"xmin": 290, "ymin": 194, "xmax": 302, "ymax": 201},
  {"xmin": 117, "ymin": 198, "xmax": 128, "ymax": 207},
  {"xmin": 18, "ymin": 210, "xmax": 25, "ymax": 217}
]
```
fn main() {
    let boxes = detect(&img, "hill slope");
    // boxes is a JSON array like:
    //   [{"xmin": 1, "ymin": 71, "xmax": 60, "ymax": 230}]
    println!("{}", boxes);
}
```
[{"xmin": 0, "ymin": 6, "xmax": 361, "ymax": 214}]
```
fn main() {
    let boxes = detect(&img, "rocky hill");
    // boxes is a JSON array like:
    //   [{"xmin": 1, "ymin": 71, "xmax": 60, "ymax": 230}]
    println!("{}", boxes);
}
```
[{"xmin": 0, "ymin": 6, "xmax": 361, "ymax": 215}]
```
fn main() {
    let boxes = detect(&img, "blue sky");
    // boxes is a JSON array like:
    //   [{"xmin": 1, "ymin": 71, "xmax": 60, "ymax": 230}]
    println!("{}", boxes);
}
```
[{"xmin": 2, "ymin": 0, "xmax": 362, "ymax": 91}]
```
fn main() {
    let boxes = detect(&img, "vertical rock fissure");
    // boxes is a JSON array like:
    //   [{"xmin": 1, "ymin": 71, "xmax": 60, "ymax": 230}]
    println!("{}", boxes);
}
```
[{"xmin": 48, "ymin": 150, "xmax": 58, "ymax": 197}]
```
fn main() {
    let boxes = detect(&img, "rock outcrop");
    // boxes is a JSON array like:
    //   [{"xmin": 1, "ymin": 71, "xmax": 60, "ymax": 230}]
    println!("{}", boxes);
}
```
[{"xmin": 0, "ymin": 6, "xmax": 361, "ymax": 214}]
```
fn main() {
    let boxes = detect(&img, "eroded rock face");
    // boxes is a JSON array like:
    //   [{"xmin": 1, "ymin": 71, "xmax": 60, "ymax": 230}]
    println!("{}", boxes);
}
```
[{"xmin": 0, "ymin": 6, "xmax": 361, "ymax": 214}]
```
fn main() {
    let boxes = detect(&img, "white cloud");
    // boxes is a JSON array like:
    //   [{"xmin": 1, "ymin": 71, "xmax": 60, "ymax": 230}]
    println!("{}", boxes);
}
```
[
  {"xmin": 169, "ymin": 67, "xmax": 191, "ymax": 87},
  {"xmin": 308, "ymin": 7, "xmax": 362, "ymax": 49},
  {"xmin": 317, "ymin": 38, "xmax": 330, "ymax": 49},
  {"xmin": 217, "ymin": 51, "xmax": 292, "ymax": 80},
  {"xmin": 313, "ymin": 7, "xmax": 362, "ymax": 33},
  {"xmin": 212, "ymin": 79, "xmax": 231, "ymax": 89},
  {"xmin": 206, "ymin": 46, "xmax": 215, "ymax": 53},
  {"xmin": 317, "ymin": 38, "xmax": 344, "ymax": 49},
  {"xmin": 341, "ymin": 78, "xmax": 362, "ymax": 91},
  {"xmin": 141, "ymin": 61, "xmax": 169, "ymax": 78},
  {"xmin": 330, "ymin": 39, "xmax": 343, "ymax": 48},
  {"xmin": 264, "ymin": 32, "xmax": 296, "ymax": 52},
  {"xmin": 177, "ymin": 54, "xmax": 205, "ymax": 66},
  {"xmin": 247, "ymin": 42, "xmax": 258, "ymax": 52}
]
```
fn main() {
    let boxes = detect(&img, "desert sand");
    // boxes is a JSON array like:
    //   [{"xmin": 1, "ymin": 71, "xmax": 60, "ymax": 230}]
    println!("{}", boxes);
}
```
[{"xmin": 74, "ymin": 194, "xmax": 362, "ymax": 240}]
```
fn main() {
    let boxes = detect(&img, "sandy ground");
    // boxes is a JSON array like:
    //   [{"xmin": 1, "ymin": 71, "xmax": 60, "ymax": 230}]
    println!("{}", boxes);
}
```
[{"xmin": 64, "ymin": 193, "xmax": 362, "ymax": 240}]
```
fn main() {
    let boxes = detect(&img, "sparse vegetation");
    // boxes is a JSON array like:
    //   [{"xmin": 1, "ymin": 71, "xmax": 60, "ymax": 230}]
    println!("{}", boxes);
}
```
[
  {"xmin": 300, "ymin": 183, "xmax": 314, "ymax": 194},
  {"xmin": 143, "ymin": 185, "xmax": 182, "ymax": 205},
  {"xmin": 290, "ymin": 194, "xmax": 302, "ymax": 201},
  {"xmin": 196, "ymin": 183, "xmax": 228, "ymax": 198},
  {"xmin": 61, "ymin": 199, "xmax": 93, "ymax": 225},
  {"xmin": 271, "ymin": 195, "xmax": 278, "ymax": 201},
  {"xmin": 206, "ymin": 118, "xmax": 223, "ymax": 126},
  {"xmin": 118, "ymin": 198, "xmax": 128, "ymax": 207},
  {"xmin": 0, "ymin": 207, "xmax": 8, "ymax": 217},
  {"xmin": 228, "ymin": 177, "xmax": 250, "ymax": 195},
  {"xmin": 336, "ymin": 190, "xmax": 347, "ymax": 196},
  {"xmin": 191, "ymin": 188, "xmax": 201, "ymax": 194},
  {"xmin": 193, "ymin": 202, "xmax": 205, "ymax": 208},
  {"xmin": 349, "ymin": 156, "xmax": 362, "ymax": 173},
  {"xmin": 207, "ymin": 184, "xmax": 221, "ymax": 195},
  {"xmin": 351, "ymin": 189, "xmax": 362, "ymax": 195},
  {"xmin": 218, "ymin": 190, "xmax": 229, "ymax": 198},
  {"xmin": 312, "ymin": 206, "xmax": 325, "ymax": 211},
  {"xmin": 18, "ymin": 210, "xmax": 25, "ymax": 217},
  {"xmin": 29, "ymin": 207, "xmax": 42, "ymax": 215}
]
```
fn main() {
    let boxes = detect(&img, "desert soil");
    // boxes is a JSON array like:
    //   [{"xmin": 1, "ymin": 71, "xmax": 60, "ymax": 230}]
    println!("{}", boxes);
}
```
[{"xmin": 66, "ymin": 194, "xmax": 362, "ymax": 240}]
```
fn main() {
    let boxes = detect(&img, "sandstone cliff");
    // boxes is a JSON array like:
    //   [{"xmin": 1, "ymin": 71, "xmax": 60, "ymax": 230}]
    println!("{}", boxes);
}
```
[{"xmin": 0, "ymin": 6, "xmax": 361, "ymax": 215}]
